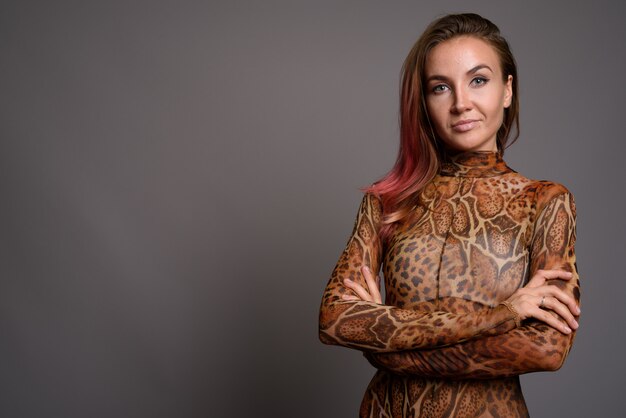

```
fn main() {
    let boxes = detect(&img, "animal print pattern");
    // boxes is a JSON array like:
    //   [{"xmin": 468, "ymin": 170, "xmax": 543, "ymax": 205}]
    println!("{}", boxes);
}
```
[{"xmin": 318, "ymin": 151, "xmax": 580, "ymax": 417}]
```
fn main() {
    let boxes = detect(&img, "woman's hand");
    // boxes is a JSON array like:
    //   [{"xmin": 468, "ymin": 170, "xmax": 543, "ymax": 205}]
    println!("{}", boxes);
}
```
[
  {"xmin": 504, "ymin": 269, "xmax": 580, "ymax": 334},
  {"xmin": 341, "ymin": 266, "xmax": 382, "ymax": 304}
]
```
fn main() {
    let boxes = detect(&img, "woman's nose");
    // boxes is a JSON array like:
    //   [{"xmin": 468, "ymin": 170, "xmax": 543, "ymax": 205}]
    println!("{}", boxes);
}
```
[{"xmin": 451, "ymin": 88, "xmax": 472, "ymax": 113}]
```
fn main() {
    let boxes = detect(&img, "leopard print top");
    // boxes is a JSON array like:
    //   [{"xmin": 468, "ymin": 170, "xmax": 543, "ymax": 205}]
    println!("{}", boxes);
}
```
[{"xmin": 319, "ymin": 151, "xmax": 580, "ymax": 417}]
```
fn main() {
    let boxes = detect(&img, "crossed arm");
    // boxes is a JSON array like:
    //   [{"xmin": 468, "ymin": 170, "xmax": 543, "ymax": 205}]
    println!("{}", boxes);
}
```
[
  {"xmin": 318, "ymin": 193, "xmax": 522, "ymax": 353},
  {"xmin": 364, "ymin": 191, "xmax": 581, "ymax": 378}
]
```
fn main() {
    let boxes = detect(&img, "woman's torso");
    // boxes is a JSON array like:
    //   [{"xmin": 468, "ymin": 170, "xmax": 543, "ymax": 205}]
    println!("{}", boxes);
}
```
[{"xmin": 361, "ymin": 152, "xmax": 560, "ymax": 417}]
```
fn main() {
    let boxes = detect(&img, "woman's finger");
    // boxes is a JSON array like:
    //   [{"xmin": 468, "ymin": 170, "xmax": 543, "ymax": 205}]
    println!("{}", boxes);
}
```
[
  {"xmin": 343, "ymin": 278, "xmax": 373, "ymax": 302},
  {"xmin": 540, "ymin": 296, "xmax": 579, "ymax": 330},
  {"xmin": 530, "ymin": 306, "xmax": 573, "ymax": 334},
  {"xmin": 540, "ymin": 269, "xmax": 573, "ymax": 280},
  {"xmin": 543, "ymin": 286, "xmax": 581, "ymax": 316},
  {"xmin": 527, "ymin": 269, "xmax": 573, "ymax": 287},
  {"xmin": 361, "ymin": 266, "xmax": 382, "ymax": 304}
]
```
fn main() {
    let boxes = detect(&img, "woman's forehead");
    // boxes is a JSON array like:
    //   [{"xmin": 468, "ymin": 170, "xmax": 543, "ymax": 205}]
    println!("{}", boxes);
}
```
[{"xmin": 425, "ymin": 36, "xmax": 502, "ymax": 77}]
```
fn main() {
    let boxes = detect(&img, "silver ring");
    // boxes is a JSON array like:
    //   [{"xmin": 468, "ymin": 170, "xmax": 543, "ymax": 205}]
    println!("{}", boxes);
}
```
[{"xmin": 540, "ymin": 296, "xmax": 546, "ymax": 308}]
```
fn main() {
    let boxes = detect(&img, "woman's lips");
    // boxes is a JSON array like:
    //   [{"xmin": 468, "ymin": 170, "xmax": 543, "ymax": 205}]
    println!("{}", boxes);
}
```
[{"xmin": 452, "ymin": 120, "xmax": 479, "ymax": 132}]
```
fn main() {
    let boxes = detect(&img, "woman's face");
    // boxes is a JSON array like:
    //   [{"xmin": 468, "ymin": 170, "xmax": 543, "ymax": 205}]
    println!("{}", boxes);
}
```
[{"xmin": 424, "ymin": 36, "xmax": 513, "ymax": 153}]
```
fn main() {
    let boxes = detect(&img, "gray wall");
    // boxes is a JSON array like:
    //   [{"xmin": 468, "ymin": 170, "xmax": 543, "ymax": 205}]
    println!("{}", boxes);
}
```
[{"xmin": 1, "ymin": 1, "xmax": 624, "ymax": 417}]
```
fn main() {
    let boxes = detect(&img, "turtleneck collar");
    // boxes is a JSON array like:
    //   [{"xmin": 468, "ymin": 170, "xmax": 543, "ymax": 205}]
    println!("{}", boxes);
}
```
[{"xmin": 438, "ymin": 151, "xmax": 514, "ymax": 178}]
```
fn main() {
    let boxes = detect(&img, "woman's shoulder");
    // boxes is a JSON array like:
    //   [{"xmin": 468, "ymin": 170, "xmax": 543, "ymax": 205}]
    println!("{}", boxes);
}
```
[
  {"xmin": 357, "ymin": 191, "xmax": 383, "ymax": 220},
  {"xmin": 363, "ymin": 191, "xmax": 383, "ymax": 204},
  {"xmin": 534, "ymin": 180, "xmax": 573, "ymax": 202},
  {"xmin": 509, "ymin": 172, "xmax": 575, "ymax": 212}
]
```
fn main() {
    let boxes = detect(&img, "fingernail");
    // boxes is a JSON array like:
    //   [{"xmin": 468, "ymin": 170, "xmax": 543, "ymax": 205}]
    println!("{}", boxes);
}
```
[
  {"xmin": 363, "ymin": 266, "xmax": 370, "ymax": 272},
  {"xmin": 565, "ymin": 327, "xmax": 572, "ymax": 334},
  {"xmin": 573, "ymin": 320, "xmax": 579, "ymax": 329},
  {"xmin": 576, "ymin": 306, "xmax": 581, "ymax": 314}
]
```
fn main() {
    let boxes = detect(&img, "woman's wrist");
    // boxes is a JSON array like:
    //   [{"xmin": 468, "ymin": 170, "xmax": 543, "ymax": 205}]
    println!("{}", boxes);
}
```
[{"xmin": 498, "ymin": 301, "xmax": 522, "ymax": 328}]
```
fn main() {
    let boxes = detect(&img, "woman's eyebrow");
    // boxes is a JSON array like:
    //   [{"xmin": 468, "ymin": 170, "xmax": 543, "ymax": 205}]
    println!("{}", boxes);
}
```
[
  {"xmin": 468, "ymin": 64, "xmax": 493, "ymax": 74},
  {"xmin": 426, "ymin": 64, "xmax": 494, "ymax": 83},
  {"xmin": 426, "ymin": 74, "xmax": 449, "ymax": 82}
]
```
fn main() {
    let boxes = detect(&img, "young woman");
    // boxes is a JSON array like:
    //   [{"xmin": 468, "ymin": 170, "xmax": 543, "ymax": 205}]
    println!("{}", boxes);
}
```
[{"xmin": 319, "ymin": 13, "xmax": 580, "ymax": 417}]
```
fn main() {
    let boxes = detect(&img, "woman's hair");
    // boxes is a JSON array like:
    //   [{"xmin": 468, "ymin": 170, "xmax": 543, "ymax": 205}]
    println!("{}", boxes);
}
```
[{"xmin": 366, "ymin": 13, "xmax": 520, "ymax": 239}]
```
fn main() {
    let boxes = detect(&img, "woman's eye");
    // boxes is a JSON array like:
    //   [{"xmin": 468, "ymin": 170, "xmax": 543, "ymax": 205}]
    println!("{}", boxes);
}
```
[
  {"xmin": 471, "ymin": 77, "xmax": 489, "ymax": 86},
  {"xmin": 432, "ymin": 84, "xmax": 448, "ymax": 93}
]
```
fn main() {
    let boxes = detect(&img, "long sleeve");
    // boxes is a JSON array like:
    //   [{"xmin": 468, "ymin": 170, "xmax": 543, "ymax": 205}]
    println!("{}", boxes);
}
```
[
  {"xmin": 319, "ymin": 193, "xmax": 521, "ymax": 353},
  {"xmin": 366, "ymin": 190, "xmax": 580, "ymax": 378}
]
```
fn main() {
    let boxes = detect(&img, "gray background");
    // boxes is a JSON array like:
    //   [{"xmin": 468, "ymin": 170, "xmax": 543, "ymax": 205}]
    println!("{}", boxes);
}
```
[{"xmin": 1, "ymin": 0, "xmax": 624, "ymax": 417}]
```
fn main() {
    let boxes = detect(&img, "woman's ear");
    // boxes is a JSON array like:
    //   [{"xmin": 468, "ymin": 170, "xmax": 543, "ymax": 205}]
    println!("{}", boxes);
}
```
[{"xmin": 504, "ymin": 75, "xmax": 513, "ymax": 108}]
